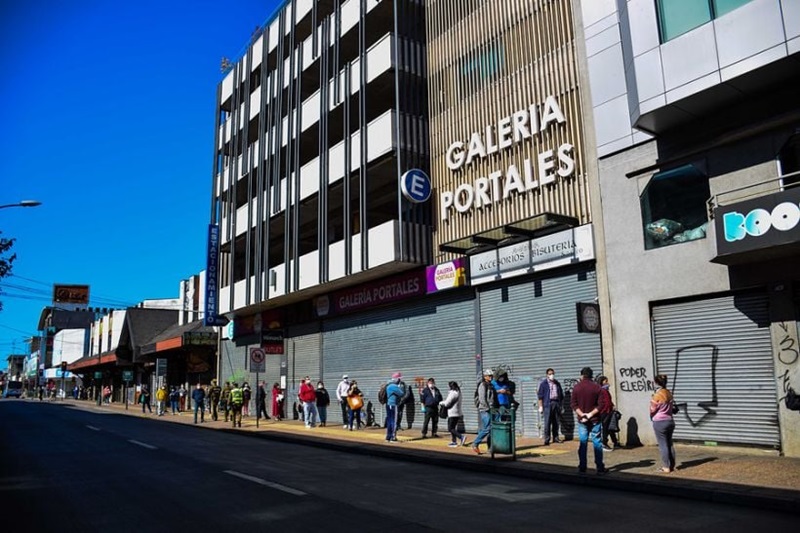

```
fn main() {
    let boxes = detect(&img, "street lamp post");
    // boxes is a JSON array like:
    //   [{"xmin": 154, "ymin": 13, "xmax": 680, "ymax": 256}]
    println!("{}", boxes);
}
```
[{"xmin": 0, "ymin": 200, "xmax": 42, "ymax": 209}]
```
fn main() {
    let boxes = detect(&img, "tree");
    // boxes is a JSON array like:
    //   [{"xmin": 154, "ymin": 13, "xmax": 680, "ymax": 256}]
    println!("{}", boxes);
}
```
[{"xmin": 0, "ymin": 231, "xmax": 16, "ymax": 312}]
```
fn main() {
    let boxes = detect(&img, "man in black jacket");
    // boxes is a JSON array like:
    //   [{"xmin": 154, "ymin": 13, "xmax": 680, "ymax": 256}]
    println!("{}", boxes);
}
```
[
  {"xmin": 419, "ymin": 378, "xmax": 443, "ymax": 438},
  {"xmin": 255, "ymin": 381, "xmax": 270, "ymax": 421}
]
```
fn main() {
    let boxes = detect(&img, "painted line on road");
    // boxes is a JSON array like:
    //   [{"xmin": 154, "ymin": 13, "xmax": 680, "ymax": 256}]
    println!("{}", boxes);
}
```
[
  {"xmin": 86, "ymin": 425, "xmax": 101, "ymax": 431},
  {"xmin": 128, "ymin": 439, "xmax": 158, "ymax": 450},
  {"xmin": 224, "ymin": 470, "xmax": 307, "ymax": 496}
]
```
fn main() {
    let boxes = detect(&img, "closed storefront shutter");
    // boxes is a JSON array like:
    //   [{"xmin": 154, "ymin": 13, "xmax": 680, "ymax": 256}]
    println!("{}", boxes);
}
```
[
  {"xmin": 219, "ymin": 340, "xmax": 249, "ymax": 385},
  {"xmin": 322, "ymin": 290, "xmax": 477, "ymax": 430},
  {"xmin": 479, "ymin": 265, "xmax": 601, "ymax": 437},
  {"xmin": 652, "ymin": 292, "xmax": 779, "ymax": 447},
  {"xmin": 264, "ymin": 352, "xmax": 282, "ymax": 389},
  {"xmin": 287, "ymin": 323, "xmax": 322, "ymax": 404}
]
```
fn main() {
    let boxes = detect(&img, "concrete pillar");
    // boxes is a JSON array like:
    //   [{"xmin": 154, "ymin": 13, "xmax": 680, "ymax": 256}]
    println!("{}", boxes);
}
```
[{"xmin": 768, "ymin": 282, "xmax": 800, "ymax": 457}]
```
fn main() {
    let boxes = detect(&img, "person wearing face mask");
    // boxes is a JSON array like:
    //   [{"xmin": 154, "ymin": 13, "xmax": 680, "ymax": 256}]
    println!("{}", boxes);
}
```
[
  {"xmin": 419, "ymin": 378, "xmax": 443, "ymax": 438},
  {"xmin": 537, "ymin": 368, "xmax": 564, "ymax": 445},
  {"xmin": 298, "ymin": 376, "xmax": 318, "ymax": 428},
  {"xmin": 315, "ymin": 381, "xmax": 330, "ymax": 427}
]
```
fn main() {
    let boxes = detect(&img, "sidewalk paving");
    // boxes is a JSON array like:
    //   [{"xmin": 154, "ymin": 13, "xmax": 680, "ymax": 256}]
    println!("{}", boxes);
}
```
[{"xmin": 75, "ymin": 400, "xmax": 800, "ymax": 514}]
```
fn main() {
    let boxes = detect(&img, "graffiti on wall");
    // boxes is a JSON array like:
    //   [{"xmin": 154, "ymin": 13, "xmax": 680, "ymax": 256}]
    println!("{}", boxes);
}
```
[
  {"xmin": 618, "ymin": 367, "xmax": 655, "ymax": 393},
  {"xmin": 776, "ymin": 322, "xmax": 800, "ymax": 412},
  {"xmin": 671, "ymin": 344, "xmax": 719, "ymax": 428}
]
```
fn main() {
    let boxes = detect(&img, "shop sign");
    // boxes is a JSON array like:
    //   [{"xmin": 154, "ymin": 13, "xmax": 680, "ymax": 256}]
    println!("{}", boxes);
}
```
[
  {"xmin": 122, "ymin": 370, "xmax": 134, "ymax": 383},
  {"xmin": 469, "ymin": 224, "xmax": 595, "ymax": 285},
  {"xmin": 156, "ymin": 358, "xmax": 167, "ymax": 378},
  {"xmin": 426, "ymin": 258, "xmax": 467, "ymax": 293},
  {"xmin": 234, "ymin": 310, "xmax": 283, "ymax": 338},
  {"xmin": 204, "ymin": 225, "xmax": 228, "ymax": 326},
  {"xmin": 713, "ymin": 187, "xmax": 800, "ymax": 264},
  {"xmin": 183, "ymin": 332, "xmax": 217, "ymax": 346},
  {"xmin": 314, "ymin": 270, "xmax": 426, "ymax": 317},
  {"xmin": 261, "ymin": 329, "xmax": 285, "ymax": 355},
  {"xmin": 440, "ymin": 95, "xmax": 576, "ymax": 221}
]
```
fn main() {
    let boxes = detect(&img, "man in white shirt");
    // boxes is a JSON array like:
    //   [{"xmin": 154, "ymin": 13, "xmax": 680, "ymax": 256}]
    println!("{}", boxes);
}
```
[{"xmin": 336, "ymin": 374, "xmax": 351, "ymax": 428}]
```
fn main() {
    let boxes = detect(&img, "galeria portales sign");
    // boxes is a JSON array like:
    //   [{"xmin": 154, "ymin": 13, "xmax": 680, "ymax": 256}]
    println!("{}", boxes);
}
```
[{"xmin": 440, "ymin": 95, "xmax": 575, "ymax": 221}]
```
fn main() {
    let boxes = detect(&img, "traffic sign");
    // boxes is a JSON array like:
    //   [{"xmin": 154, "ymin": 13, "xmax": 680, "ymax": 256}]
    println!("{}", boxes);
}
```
[
  {"xmin": 122, "ymin": 370, "xmax": 134, "ymax": 383},
  {"xmin": 400, "ymin": 169, "xmax": 432, "ymax": 203},
  {"xmin": 250, "ymin": 347, "xmax": 266, "ymax": 373}
]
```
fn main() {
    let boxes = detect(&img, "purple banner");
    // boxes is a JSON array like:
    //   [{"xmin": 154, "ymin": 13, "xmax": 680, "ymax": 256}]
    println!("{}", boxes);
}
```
[
  {"xmin": 315, "ymin": 270, "xmax": 426, "ymax": 317},
  {"xmin": 426, "ymin": 258, "xmax": 467, "ymax": 293}
]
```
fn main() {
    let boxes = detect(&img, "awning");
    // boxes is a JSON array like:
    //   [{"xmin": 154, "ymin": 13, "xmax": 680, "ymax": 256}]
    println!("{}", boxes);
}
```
[
  {"xmin": 440, "ymin": 212, "xmax": 579, "ymax": 254},
  {"xmin": 68, "ymin": 351, "xmax": 118, "ymax": 372},
  {"xmin": 141, "ymin": 320, "xmax": 217, "ymax": 355}
]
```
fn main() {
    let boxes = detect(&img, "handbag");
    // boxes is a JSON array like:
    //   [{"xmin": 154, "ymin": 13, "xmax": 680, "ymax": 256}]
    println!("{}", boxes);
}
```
[
  {"xmin": 347, "ymin": 395, "xmax": 363, "ymax": 410},
  {"xmin": 608, "ymin": 410, "xmax": 622, "ymax": 433},
  {"xmin": 438, "ymin": 404, "xmax": 448, "ymax": 418}
]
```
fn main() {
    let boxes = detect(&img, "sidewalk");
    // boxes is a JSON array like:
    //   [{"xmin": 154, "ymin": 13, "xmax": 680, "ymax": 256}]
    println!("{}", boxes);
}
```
[{"xmin": 80, "ymin": 400, "xmax": 800, "ymax": 514}]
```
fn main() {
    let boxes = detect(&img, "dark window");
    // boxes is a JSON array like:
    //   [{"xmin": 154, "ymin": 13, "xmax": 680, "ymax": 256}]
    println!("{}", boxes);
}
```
[
  {"xmin": 657, "ymin": 0, "xmax": 753, "ymax": 42},
  {"xmin": 641, "ymin": 164, "xmax": 711, "ymax": 249},
  {"xmin": 778, "ymin": 132, "xmax": 800, "ymax": 188}
]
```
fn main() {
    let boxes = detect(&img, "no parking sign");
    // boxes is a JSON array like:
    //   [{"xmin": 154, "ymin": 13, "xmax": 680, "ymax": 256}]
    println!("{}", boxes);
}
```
[{"xmin": 250, "ymin": 347, "xmax": 266, "ymax": 373}]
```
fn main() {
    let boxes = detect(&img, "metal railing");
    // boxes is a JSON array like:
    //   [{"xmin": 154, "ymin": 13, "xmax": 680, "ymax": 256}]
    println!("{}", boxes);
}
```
[{"xmin": 707, "ymin": 169, "xmax": 800, "ymax": 218}]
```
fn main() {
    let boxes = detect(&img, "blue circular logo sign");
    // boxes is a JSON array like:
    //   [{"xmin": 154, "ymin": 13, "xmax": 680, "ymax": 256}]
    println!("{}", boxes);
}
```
[{"xmin": 400, "ymin": 169, "xmax": 432, "ymax": 204}]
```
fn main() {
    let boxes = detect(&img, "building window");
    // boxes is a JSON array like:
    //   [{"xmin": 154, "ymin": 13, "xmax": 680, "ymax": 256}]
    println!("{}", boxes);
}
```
[
  {"xmin": 778, "ymin": 132, "xmax": 800, "ymax": 189},
  {"xmin": 657, "ymin": 0, "xmax": 753, "ymax": 42},
  {"xmin": 641, "ymin": 164, "xmax": 710, "ymax": 249}
]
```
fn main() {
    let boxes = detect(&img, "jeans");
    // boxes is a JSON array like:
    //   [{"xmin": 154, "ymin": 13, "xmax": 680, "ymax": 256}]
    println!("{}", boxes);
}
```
[
  {"xmin": 653, "ymin": 419, "xmax": 676, "ymax": 471},
  {"xmin": 157, "ymin": 400, "xmax": 166, "ymax": 416},
  {"xmin": 303, "ymin": 401, "xmax": 318, "ymax": 427},
  {"xmin": 472, "ymin": 411, "xmax": 491, "ymax": 447},
  {"xmin": 542, "ymin": 401, "xmax": 561, "ymax": 443},
  {"xmin": 385, "ymin": 405, "xmax": 398, "ymax": 440},
  {"xmin": 577, "ymin": 421, "xmax": 605, "ymax": 471},
  {"xmin": 348, "ymin": 408, "xmax": 362, "ymax": 429},
  {"xmin": 421, "ymin": 406, "xmax": 439, "ymax": 436},
  {"xmin": 318, "ymin": 405, "xmax": 327, "ymax": 425},
  {"xmin": 170, "ymin": 400, "xmax": 179, "ymax": 413},
  {"xmin": 194, "ymin": 401, "xmax": 205, "ymax": 424}
]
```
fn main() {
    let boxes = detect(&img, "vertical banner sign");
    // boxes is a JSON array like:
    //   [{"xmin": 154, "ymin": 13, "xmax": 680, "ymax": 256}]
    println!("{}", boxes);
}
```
[{"xmin": 204, "ymin": 224, "xmax": 224, "ymax": 326}]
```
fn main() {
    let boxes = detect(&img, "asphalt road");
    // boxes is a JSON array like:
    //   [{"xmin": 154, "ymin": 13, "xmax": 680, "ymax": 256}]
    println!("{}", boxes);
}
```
[{"xmin": 0, "ymin": 400, "xmax": 794, "ymax": 532}]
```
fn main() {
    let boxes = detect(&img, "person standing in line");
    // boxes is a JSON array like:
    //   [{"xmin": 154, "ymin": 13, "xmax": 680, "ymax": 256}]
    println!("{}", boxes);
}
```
[
  {"xmin": 570, "ymin": 367, "xmax": 607, "ymax": 474},
  {"xmin": 315, "ymin": 381, "xmax": 330, "ymax": 427},
  {"xmin": 256, "ymin": 381, "xmax": 270, "ymax": 421},
  {"xmin": 298, "ymin": 377, "xmax": 318, "ymax": 428},
  {"xmin": 271, "ymin": 382, "xmax": 283, "ymax": 420},
  {"xmin": 471, "ymin": 369, "xmax": 496, "ymax": 454},
  {"xmin": 420, "ymin": 378, "xmax": 443, "ymax": 438},
  {"xmin": 395, "ymin": 377, "xmax": 413, "ymax": 430},
  {"xmin": 650, "ymin": 374, "xmax": 677, "ymax": 473},
  {"xmin": 192, "ymin": 383, "xmax": 206, "ymax": 424},
  {"xmin": 385, "ymin": 372, "xmax": 404, "ymax": 442},
  {"xmin": 336, "ymin": 374, "xmax": 351, "ymax": 428},
  {"xmin": 140, "ymin": 385, "xmax": 152, "ymax": 414},
  {"xmin": 242, "ymin": 382, "xmax": 252, "ymax": 417},
  {"xmin": 229, "ymin": 382, "xmax": 244, "ymax": 427},
  {"xmin": 155, "ymin": 384, "xmax": 168, "ymax": 416},
  {"xmin": 597, "ymin": 375, "xmax": 621, "ymax": 451},
  {"xmin": 221, "ymin": 381, "xmax": 232, "ymax": 422},
  {"xmin": 208, "ymin": 379, "xmax": 222, "ymax": 422},
  {"xmin": 169, "ymin": 386, "xmax": 180, "ymax": 415},
  {"xmin": 347, "ymin": 380, "xmax": 364, "ymax": 430},
  {"xmin": 537, "ymin": 368, "xmax": 564, "ymax": 445},
  {"xmin": 440, "ymin": 381, "xmax": 466, "ymax": 448},
  {"xmin": 178, "ymin": 385, "xmax": 187, "ymax": 412}
]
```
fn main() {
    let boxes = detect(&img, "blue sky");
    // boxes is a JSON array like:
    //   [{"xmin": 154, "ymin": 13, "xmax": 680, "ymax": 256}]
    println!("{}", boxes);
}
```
[{"xmin": 0, "ymin": 0, "xmax": 281, "ymax": 369}]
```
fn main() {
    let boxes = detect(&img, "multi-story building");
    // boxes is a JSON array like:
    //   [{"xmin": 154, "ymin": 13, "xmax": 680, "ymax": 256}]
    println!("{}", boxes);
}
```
[
  {"xmin": 580, "ymin": 0, "xmax": 800, "ymax": 454},
  {"xmin": 210, "ymin": 0, "xmax": 431, "ymax": 403}
]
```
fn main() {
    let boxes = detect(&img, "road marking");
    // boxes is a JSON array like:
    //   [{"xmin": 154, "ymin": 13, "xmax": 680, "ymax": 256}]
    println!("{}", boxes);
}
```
[
  {"xmin": 86, "ymin": 425, "xmax": 101, "ymax": 431},
  {"xmin": 128, "ymin": 440, "xmax": 158, "ymax": 450},
  {"xmin": 224, "ymin": 470, "xmax": 307, "ymax": 496}
]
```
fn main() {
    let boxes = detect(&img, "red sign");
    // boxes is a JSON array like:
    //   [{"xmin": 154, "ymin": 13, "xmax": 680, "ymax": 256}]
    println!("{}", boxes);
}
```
[{"xmin": 314, "ymin": 270, "xmax": 426, "ymax": 317}]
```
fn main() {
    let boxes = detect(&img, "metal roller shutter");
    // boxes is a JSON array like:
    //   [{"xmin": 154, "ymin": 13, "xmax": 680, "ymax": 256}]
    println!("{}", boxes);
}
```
[
  {"xmin": 219, "ymin": 339, "xmax": 249, "ymax": 385},
  {"xmin": 479, "ymin": 265, "xmax": 601, "ymax": 437},
  {"xmin": 322, "ymin": 290, "xmax": 477, "ymax": 430},
  {"xmin": 652, "ymin": 292, "xmax": 779, "ymax": 447},
  {"xmin": 287, "ymin": 323, "xmax": 322, "ymax": 404}
]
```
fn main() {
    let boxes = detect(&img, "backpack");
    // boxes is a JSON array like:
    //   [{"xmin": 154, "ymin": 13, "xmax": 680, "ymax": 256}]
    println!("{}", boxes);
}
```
[
  {"xmin": 378, "ymin": 383, "xmax": 388, "ymax": 405},
  {"xmin": 474, "ymin": 380, "xmax": 497, "ymax": 409}
]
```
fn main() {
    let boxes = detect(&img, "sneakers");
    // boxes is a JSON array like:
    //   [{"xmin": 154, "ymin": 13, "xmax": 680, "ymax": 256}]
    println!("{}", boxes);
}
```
[
  {"xmin": 343, "ymin": 424, "xmax": 349, "ymax": 429},
  {"xmin": 471, "ymin": 445, "xmax": 482, "ymax": 455},
  {"xmin": 597, "ymin": 467, "xmax": 609, "ymax": 475},
  {"xmin": 448, "ymin": 442, "xmax": 459, "ymax": 447},
  {"xmin": 602, "ymin": 445, "xmax": 614, "ymax": 452},
  {"xmin": 553, "ymin": 437, "xmax": 564, "ymax": 443},
  {"xmin": 459, "ymin": 435, "xmax": 467, "ymax": 447}
]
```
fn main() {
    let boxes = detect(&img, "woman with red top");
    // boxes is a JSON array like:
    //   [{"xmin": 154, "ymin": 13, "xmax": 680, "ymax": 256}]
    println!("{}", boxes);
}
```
[
  {"xmin": 596, "ymin": 376, "xmax": 620, "ymax": 451},
  {"xmin": 271, "ymin": 382, "xmax": 283, "ymax": 420},
  {"xmin": 650, "ymin": 374, "xmax": 677, "ymax": 473}
]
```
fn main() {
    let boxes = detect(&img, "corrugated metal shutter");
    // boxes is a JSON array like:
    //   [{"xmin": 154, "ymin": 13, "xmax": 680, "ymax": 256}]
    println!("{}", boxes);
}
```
[
  {"xmin": 287, "ymin": 323, "xmax": 322, "ymax": 409},
  {"xmin": 219, "ymin": 339, "xmax": 249, "ymax": 385},
  {"xmin": 322, "ymin": 290, "xmax": 477, "ymax": 430},
  {"xmin": 479, "ymin": 265, "xmax": 601, "ymax": 437},
  {"xmin": 264, "ymin": 352, "xmax": 282, "ymax": 389},
  {"xmin": 652, "ymin": 292, "xmax": 779, "ymax": 447}
]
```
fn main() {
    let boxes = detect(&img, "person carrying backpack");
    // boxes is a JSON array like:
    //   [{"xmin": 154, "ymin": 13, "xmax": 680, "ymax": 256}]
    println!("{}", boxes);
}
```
[
  {"xmin": 471, "ymin": 369, "xmax": 496, "ymax": 455},
  {"xmin": 384, "ymin": 372, "xmax": 405, "ymax": 442},
  {"xmin": 420, "ymin": 378, "xmax": 443, "ymax": 438}
]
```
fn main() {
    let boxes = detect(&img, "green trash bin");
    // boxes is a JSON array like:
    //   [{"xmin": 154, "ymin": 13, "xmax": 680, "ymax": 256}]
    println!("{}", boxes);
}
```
[{"xmin": 490, "ymin": 406, "xmax": 516, "ymax": 459}]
